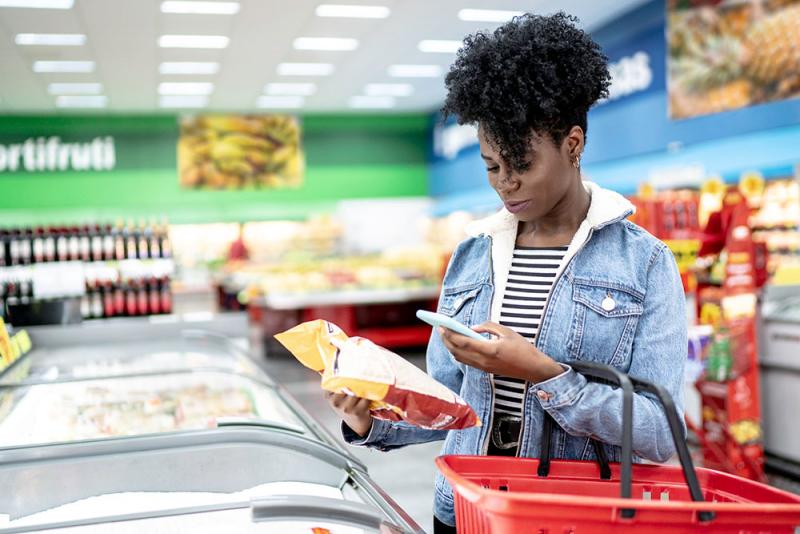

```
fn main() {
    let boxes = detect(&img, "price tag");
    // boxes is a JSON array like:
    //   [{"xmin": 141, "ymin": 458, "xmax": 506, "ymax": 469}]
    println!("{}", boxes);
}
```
[
  {"xmin": 0, "ymin": 318, "xmax": 12, "ymax": 365},
  {"xmin": 13, "ymin": 330, "xmax": 32, "ymax": 356}
]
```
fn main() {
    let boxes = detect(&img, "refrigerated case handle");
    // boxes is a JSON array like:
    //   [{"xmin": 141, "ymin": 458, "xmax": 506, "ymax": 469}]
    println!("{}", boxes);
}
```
[
  {"xmin": 215, "ymin": 417, "xmax": 306, "ymax": 435},
  {"xmin": 250, "ymin": 495, "xmax": 388, "ymax": 529}
]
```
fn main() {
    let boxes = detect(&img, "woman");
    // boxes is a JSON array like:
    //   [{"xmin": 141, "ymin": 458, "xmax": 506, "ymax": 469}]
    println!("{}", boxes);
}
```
[{"xmin": 326, "ymin": 13, "xmax": 687, "ymax": 533}]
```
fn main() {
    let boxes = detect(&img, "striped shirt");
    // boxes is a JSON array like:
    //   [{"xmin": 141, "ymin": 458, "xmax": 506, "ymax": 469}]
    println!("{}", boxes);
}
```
[{"xmin": 493, "ymin": 246, "xmax": 568, "ymax": 417}]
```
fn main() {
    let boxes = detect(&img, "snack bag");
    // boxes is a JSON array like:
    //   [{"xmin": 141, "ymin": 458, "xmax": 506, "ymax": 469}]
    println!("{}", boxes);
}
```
[{"xmin": 275, "ymin": 320, "xmax": 479, "ymax": 430}]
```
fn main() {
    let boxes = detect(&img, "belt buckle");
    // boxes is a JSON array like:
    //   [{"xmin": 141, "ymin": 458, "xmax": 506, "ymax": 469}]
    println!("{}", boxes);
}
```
[{"xmin": 491, "ymin": 414, "xmax": 521, "ymax": 450}]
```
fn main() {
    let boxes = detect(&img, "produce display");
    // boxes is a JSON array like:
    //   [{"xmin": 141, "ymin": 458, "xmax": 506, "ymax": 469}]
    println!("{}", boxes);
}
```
[
  {"xmin": 276, "ymin": 319, "xmax": 480, "ymax": 431},
  {"xmin": 220, "ymin": 248, "xmax": 445, "ymax": 302},
  {"xmin": 668, "ymin": 0, "xmax": 800, "ymax": 118},
  {"xmin": 178, "ymin": 115, "xmax": 304, "ymax": 190}
]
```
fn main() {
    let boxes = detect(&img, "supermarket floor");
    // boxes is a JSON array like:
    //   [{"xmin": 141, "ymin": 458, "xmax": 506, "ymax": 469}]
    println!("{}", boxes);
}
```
[{"xmin": 257, "ymin": 348, "xmax": 441, "ymax": 533}]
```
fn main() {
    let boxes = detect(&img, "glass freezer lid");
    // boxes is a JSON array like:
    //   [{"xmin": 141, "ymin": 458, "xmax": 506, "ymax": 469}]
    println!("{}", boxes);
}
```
[
  {"xmin": 0, "ymin": 425, "xmax": 418, "ymax": 534},
  {"xmin": 0, "ymin": 330, "xmax": 263, "ymax": 386},
  {"xmin": 0, "ymin": 370, "xmax": 307, "ymax": 447}
]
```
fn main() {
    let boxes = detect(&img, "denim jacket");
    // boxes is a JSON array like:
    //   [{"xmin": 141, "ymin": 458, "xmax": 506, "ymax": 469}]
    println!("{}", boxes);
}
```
[{"xmin": 343, "ymin": 181, "xmax": 687, "ymax": 527}]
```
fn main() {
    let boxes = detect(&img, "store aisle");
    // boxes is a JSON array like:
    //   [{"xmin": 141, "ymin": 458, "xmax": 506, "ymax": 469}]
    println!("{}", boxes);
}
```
[{"xmin": 258, "ymin": 350, "xmax": 441, "ymax": 533}]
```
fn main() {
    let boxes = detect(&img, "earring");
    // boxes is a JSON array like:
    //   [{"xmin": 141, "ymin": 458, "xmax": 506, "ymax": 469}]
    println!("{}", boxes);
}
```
[{"xmin": 573, "ymin": 155, "xmax": 581, "ymax": 169}]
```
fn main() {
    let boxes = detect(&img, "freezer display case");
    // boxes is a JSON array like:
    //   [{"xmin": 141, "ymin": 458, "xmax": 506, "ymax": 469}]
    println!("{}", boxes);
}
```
[
  {"xmin": 759, "ymin": 288, "xmax": 800, "ymax": 468},
  {"xmin": 0, "ymin": 323, "xmax": 422, "ymax": 533},
  {"xmin": 0, "ymin": 425, "xmax": 418, "ymax": 533},
  {"xmin": 0, "ymin": 330, "xmax": 308, "ymax": 447}
]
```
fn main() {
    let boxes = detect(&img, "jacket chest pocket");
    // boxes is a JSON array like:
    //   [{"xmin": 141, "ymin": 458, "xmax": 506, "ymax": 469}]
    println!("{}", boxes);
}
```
[
  {"xmin": 567, "ymin": 280, "xmax": 644, "ymax": 368},
  {"xmin": 437, "ymin": 284, "xmax": 483, "ymax": 326}
]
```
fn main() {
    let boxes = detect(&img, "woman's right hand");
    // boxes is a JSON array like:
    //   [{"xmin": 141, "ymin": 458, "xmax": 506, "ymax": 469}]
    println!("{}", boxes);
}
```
[{"xmin": 324, "ymin": 391, "xmax": 373, "ymax": 438}]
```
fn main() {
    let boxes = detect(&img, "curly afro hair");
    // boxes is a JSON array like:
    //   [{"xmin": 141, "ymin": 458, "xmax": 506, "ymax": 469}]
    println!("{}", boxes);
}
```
[{"xmin": 442, "ymin": 12, "xmax": 611, "ymax": 172}]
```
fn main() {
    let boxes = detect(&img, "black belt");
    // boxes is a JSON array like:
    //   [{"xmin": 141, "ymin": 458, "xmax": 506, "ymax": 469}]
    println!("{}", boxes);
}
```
[{"xmin": 491, "ymin": 414, "xmax": 522, "ymax": 451}]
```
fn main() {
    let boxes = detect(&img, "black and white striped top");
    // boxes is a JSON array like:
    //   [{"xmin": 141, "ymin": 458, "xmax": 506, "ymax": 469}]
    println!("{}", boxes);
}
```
[{"xmin": 493, "ymin": 246, "xmax": 568, "ymax": 417}]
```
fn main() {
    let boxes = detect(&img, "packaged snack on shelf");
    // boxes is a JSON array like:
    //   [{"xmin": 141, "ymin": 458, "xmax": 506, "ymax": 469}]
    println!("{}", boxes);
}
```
[{"xmin": 275, "ymin": 319, "xmax": 480, "ymax": 431}]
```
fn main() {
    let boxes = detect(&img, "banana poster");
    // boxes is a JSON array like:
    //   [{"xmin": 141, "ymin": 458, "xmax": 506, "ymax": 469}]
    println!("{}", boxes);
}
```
[
  {"xmin": 178, "ymin": 115, "xmax": 304, "ymax": 189},
  {"xmin": 668, "ymin": 0, "xmax": 800, "ymax": 119}
]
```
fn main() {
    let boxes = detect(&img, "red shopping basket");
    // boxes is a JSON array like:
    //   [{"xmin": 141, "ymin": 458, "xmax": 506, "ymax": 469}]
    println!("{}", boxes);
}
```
[{"xmin": 436, "ymin": 361, "xmax": 800, "ymax": 533}]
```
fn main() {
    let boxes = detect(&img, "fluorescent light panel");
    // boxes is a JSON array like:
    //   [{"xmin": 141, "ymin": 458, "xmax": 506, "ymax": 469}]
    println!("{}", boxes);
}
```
[
  {"xmin": 159, "ymin": 95, "xmax": 208, "ymax": 108},
  {"xmin": 387, "ymin": 64, "xmax": 442, "ymax": 78},
  {"xmin": 348, "ymin": 95, "xmax": 395, "ymax": 109},
  {"xmin": 315, "ymin": 4, "xmax": 390, "ymax": 18},
  {"xmin": 33, "ymin": 61, "xmax": 94, "ymax": 73},
  {"xmin": 457, "ymin": 9, "xmax": 524, "ymax": 22},
  {"xmin": 0, "ymin": 0, "xmax": 73, "ymax": 8},
  {"xmin": 158, "ymin": 82, "xmax": 214, "ymax": 95},
  {"xmin": 159, "ymin": 61, "xmax": 219, "ymax": 74},
  {"xmin": 48, "ymin": 83, "xmax": 103, "ymax": 95},
  {"xmin": 418, "ymin": 40, "xmax": 461, "ymax": 53},
  {"xmin": 277, "ymin": 63, "xmax": 334, "ymax": 76},
  {"xmin": 265, "ymin": 83, "xmax": 316, "ymax": 96},
  {"xmin": 293, "ymin": 37, "xmax": 358, "ymax": 51},
  {"xmin": 15, "ymin": 33, "xmax": 85, "ymax": 45},
  {"xmin": 256, "ymin": 95, "xmax": 304, "ymax": 109},
  {"xmin": 161, "ymin": 1, "xmax": 240, "ymax": 14},
  {"xmin": 364, "ymin": 83, "xmax": 413, "ymax": 97},
  {"xmin": 158, "ymin": 35, "xmax": 229, "ymax": 49},
  {"xmin": 56, "ymin": 95, "xmax": 107, "ymax": 108}
]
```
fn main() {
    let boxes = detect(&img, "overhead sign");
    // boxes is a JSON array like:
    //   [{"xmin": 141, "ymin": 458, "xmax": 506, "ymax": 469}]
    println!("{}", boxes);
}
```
[{"xmin": 0, "ymin": 136, "xmax": 115, "ymax": 172}]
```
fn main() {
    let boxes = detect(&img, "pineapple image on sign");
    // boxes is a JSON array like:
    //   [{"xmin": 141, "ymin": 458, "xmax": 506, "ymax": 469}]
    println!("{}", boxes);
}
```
[
  {"xmin": 178, "ymin": 115, "xmax": 305, "ymax": 189},
  {"xmin": 667, "ymin": 0, "xmax": 800, "ymax": 119}
]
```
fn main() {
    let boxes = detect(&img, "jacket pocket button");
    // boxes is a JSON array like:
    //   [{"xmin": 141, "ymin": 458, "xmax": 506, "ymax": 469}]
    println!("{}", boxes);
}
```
[
  {"xmin": 536, "ymin": 390, "xmax": 551, "ymax": 401},
  {"xmin": 601, "ymin": 296, "xmax": 616, "ymax": 312}
]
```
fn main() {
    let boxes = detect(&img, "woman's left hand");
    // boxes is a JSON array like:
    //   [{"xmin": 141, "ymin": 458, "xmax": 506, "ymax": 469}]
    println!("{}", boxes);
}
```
[{"xmin": 439, "ymin": 322, "xmax": 565, "ymax": 383}]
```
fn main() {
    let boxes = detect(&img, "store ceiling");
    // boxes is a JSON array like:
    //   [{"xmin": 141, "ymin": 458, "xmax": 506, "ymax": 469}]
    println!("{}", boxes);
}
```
[{"xmin": 0, "ymin": 0, "xmax": 649, "ymax": 114}]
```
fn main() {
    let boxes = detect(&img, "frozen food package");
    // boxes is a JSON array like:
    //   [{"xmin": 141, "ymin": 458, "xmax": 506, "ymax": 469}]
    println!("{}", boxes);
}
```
[{"xmin": 275, "ymin": 320, "xmax": 479, "ymax": 430}]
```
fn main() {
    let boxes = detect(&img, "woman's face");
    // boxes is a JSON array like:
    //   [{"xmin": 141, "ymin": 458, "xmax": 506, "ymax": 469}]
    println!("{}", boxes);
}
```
[{"xmin": 478, "ymin": 126, "xmax": 580, "ymax": 222}]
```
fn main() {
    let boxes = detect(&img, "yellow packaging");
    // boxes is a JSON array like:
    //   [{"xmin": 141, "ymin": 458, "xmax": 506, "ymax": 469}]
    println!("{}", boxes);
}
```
[{"xmin": 275, "ymin": 320, "xmax": 480, "ymax": 431}]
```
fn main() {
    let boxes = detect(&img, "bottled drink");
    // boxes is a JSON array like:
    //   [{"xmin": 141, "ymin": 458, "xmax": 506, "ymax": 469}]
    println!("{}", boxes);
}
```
[
  {"xmin": 33, "ymin": 228, "xmax": 45, "ymax": 264},
  {"xmin": 9, "ymin": 229, "xmax": 20, "ymax": 266},
  {"xmin": 80, "ymin": 225, "xmax": 91, "ymax": 262},
  {"xmin": 68, "ymin": 226, "xmax": 80, "ymax": 261},
  {"xmin": 159, "ymin": 218, "xmax": 171, "ymax": 259},
  {"xmin": 125, "ymin": 220, "xmax": 137, "ymax": 260},
  {"xmin": 148, "ymin": 219, "xmax": 161, "ymax": 259},
  {"xmin": 19, "ymin": 229, "xmax": 32, "ymax": 265},
  {"xmin": 56, "ymin": 228, "xmax": 69, "ymax": 262},
  {"xmin": 138, "ymin": 220, "xmax": 149, "ymax": 260},
  {"xmin": 114, "ymin": 221, "xmax": 126, "ymax": 261},
  {"xmin": 44, "ymin": 227, "xmax": 56, "ymax": 263},
  {"xmin": 0, "ymin": 230, "xmax": 7, "ymax": 267},
  {"xmin": 160, "ymin": 277, "xmax": 172, "ymax": 314}
]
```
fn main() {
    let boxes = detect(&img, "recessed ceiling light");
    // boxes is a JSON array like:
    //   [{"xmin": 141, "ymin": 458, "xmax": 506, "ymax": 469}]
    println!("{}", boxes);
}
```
[
  {"xmin": 33, "ymin": 61, "xmax": 95, "ymax": 73},
  {"xmin": 457, "ymin": 9, "xmax": 524, "ymax": 22},
  {"xmin": 387, "ymin": 64, "xmax": 442, "ymax": 78},
  {"xmin": 160, "ymin": 1, "xmax": 240, "ymax": 14},
  {"xmin": 265, "ymin": 83, "xmax": 317, "ymax": 96},
  {"xmin": 159, "ymin": 95, "xmax": 208, "ymax": 108},
  {"xmin": 15, "ymin": 33, "xmax": 86, "ymax": 46},
  {"xmin": 158, "ymin": 35, "xmax": 229, "ymax": 49},
  {"xmin": 348, "ymin": 95, "xmax": 395, "ymax": 109},
  {"xmin": 277, "ymin": 63, "xmax": 334, "ymax": 76},
  {"xmin": 159, "ymin": 61, "xmax": 219, "ymax": 75},
  {"xmin": 0, "ymin": 0, "xmax": 73, "ymax": 8},
  {"xmin": 256, "ymin": 95, "xmax": 304, "ymax": 109},
  {"xmin": 56, "ymin": 95, "xmax": 107, "ymax": 108},
  {"xmin": 418, "ymin": 40, "xmax": 461, "ymax": 53},
  {"xmin": 48, "ymin": 83, "xmax": 103, "ymax": 95},
  {"xmin": 293, "ymin": 37, "xmax": 358, "ymax": 51},
  {"xmin": 364, "ymin": 83, "xmax": 413, "ymax": 97},
  {"xmin": 158, "ymin": 82, "xmax": 214, "ymax": 95},
  {"xmin": 315, "ymin": 4, "xmax": 390, "ymax": 18}
]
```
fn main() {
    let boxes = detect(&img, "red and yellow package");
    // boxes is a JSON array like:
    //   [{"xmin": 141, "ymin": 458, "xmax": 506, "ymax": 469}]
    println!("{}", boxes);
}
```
[{"xmin": 275, "ymin": 320, "xmax": 480, "ymax": 431}]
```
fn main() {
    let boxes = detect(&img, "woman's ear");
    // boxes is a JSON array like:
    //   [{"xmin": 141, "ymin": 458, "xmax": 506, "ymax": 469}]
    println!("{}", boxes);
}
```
[{"xmin": 563, "ymin": 126, "xmax": 585, "ymax": 160}]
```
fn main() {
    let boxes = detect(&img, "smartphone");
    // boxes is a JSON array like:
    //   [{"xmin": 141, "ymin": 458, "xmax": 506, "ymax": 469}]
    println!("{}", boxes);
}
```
[{"xmin": 416, "ymin": 310, "xmax": 486, "ymax": 341}]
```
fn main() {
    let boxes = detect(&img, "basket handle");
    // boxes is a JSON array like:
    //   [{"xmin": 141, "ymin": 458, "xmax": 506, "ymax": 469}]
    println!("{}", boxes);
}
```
[
  {"xmin": 537, "ymin": 361, "xmax": 634, "ymax": 516},
  {"xmin": 537, "ymin": 361, "xmax": 714, "ymax": 522}
]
